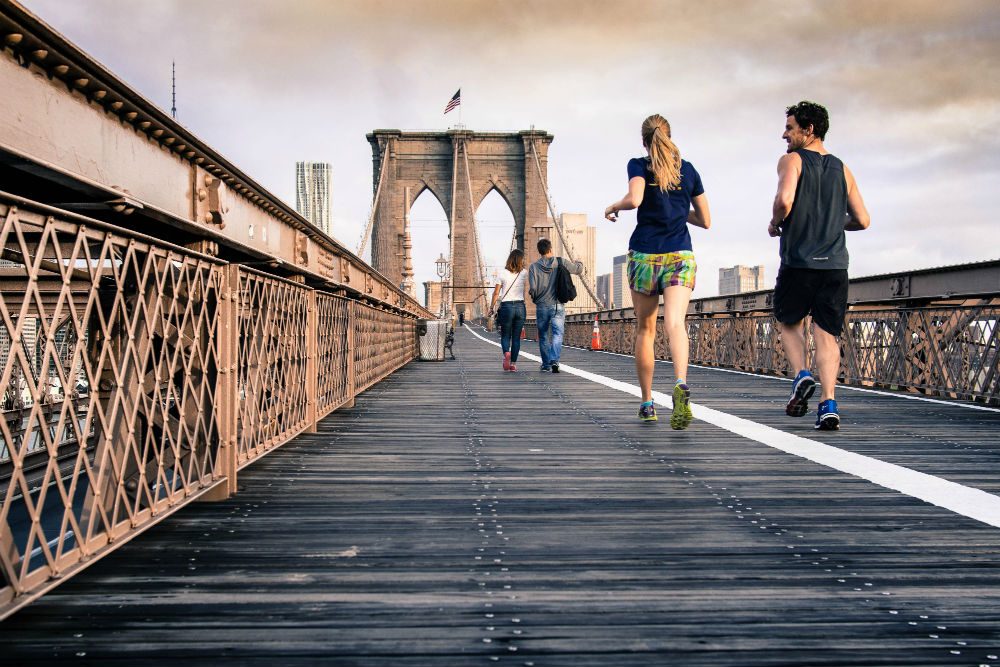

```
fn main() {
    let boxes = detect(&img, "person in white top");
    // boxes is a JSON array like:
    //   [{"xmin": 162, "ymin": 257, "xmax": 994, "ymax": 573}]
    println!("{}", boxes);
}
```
[{"xmin": 489, "ymin": 249, "xmax": 528, "ymax": 372}]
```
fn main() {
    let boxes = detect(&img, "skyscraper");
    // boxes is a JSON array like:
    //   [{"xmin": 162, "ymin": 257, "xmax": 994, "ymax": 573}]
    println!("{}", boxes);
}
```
[
  {"xmin": 611, "ymin": 254, "xmax": 633, "ymax": 310},
  {"xmin": 295, "ymin": 162, "xmax": 332, "ymax": 236},
  {"xmin": 553, "ymin": 213, "xmax": 598, "ymax": 314},
  {"xmin": 596, "ymin": 273, "xmax": 611, "ymax": 311},
  {"xmin": 719, "ymin": 265, "xmax": 765, "ymax": 295}
]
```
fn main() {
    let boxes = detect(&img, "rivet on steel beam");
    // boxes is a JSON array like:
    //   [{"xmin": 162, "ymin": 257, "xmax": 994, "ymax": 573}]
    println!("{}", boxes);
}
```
[
  {"xmin": 4, "ymin": 33, "xmax": 23, "ymax": 46},
  {"xmin": 31, "ymin": 48, "xmax": 47, "ymax": 60},
  {"xmin": 194, "ymin": 157, "xmax": 205, "ymax": 164},
  {"xmin": 73, "ymin": 77, "xmax": 89, "ymax": 88},
  {"xmin": 110, "ymin": 101, "xmax": 123, "ymax": 111},
  {"xmin": 124, "ymin": 111, "xmax": 137, "ymax": 121},
  {"xmin": 138, "ymin": 121, "xmax": 151, "ymax": 130},
  {"xmin": 151, "ymin": 129, "xmax": 163, "ymax": 137},
  {"xmin": 53, "ymin": 64, "xmax": 69, "ymax": 76},
  {"xmin": 93, "ymin": 89, "xmax": 106, "ymax": 100},
  {"xmin": 164, "ymin": 137, "xmax": 175, "ymax": 145},
  {"xmin": 175, "ymin": 143, "xmax": 187, "ymax": 152}
]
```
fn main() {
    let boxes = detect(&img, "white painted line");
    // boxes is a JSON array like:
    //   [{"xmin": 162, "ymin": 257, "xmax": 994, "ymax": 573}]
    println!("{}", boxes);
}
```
[
  {"xmin": 464, "ymin": 325, "xmax": 1000, "ymax": 529},
  {"xmin": 557, "ymin": 343, "xmax": 1000, "ymax": 413}
]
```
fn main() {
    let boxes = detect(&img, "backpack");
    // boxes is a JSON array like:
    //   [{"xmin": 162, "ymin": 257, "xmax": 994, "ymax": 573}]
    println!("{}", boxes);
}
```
[{"xmin": 554, "ymin": 257, "xmax": 577, "ymax": 303}]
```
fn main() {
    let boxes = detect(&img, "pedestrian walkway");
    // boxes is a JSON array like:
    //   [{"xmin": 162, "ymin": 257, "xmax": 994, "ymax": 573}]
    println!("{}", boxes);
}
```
[{"xmin": 1, "ymin": 327, "xmax": 999, "ymax": 666}]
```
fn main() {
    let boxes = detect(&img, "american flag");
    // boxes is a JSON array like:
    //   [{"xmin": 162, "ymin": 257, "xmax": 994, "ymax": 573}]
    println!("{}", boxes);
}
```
[{"xmin": 444, "ymin": 89, "xmax": 461, "ymax": 114}]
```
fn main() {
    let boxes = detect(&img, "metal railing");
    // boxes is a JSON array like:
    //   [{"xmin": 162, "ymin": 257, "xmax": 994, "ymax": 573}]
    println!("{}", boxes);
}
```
[
  {"xmin": 521, "ymin": 296, "xmax": 999, "ymax": 406},
  {"xmin": 0, "ymin": 196, "xmax": 421, "ymax": 618}
]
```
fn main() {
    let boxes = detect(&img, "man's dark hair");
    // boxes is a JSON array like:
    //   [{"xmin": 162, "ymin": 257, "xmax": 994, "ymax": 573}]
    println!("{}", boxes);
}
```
[
  {"xmin": 786, "ymin": 101, "xmax": 829, "ymax": 140},
  {"xmin": 537, "ymin": 238, "xmax": 552, "ymax": 255}
]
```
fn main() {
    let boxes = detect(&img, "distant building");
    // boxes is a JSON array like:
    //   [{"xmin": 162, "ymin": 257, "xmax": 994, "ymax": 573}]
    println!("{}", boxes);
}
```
[
  {"xmin": 552, "ymin": 213, "xmax": 597, "ymax": 314},
  {"xmin": 719, "ymin": 264, "xmax": 765, "ymax": 295},
  {"xmin": 596, "ymin": 273, "xmax": 611, "ymax": 311},
  {"xmin": 295, "ymin": 161, "xmax": 332, "ymax": 236},
  {"xmin": 611, "ymin": 254, "xmax": 632, "ymax": 310}
]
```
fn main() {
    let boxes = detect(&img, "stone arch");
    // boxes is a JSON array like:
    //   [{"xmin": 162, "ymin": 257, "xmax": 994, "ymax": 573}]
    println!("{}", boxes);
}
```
[{"xmin": 367, "ymin": 129, "xmax": 553, "ymax": 318}]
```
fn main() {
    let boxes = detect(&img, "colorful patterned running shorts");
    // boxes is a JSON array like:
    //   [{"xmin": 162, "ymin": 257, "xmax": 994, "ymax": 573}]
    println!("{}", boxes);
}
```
[{"xmin": 627, "ymin": 250, "xmax": 697, "ymax": 295}]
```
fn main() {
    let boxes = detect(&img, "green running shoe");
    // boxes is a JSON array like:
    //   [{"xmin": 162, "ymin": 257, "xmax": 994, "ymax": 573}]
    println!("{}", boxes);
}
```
[{"xmin": 671, "ymin": 383, "xmax": 692, "ymax": 430}]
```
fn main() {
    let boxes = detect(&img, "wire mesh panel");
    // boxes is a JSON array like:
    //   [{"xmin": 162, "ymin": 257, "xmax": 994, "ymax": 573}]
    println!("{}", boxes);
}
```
[
  {"xmin": 0, "ymin": 200, "xmax": 225, "ymax": 610},
  {"xmin": 315, "ymin": 293, "xmax": 351, "ymax": 418},
  {"xmin": 563, "ymin": 302, "xmax": 999, "ymax": 406},
  {"xmin": 234, "ymin": 269, "xmax": 311, "ymax": 467},
  {"xmin": 353, "ymin": 302, "xmax": 418, "ymax": 394}
]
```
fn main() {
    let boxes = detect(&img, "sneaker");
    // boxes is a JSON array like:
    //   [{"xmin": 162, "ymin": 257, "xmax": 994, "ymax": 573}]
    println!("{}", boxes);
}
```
[
  {"xmin": 503, "ymin": 352, "xmax": 511, "ymax": 371},
  {"xmin": 540, "ymin": 365, "xmax": 551, "ymax": 372},
  {"xmin": 509, "ymin": 363, "xmax": 517, "ymax": 372},
  {"xmin": 551, "ymin": 363, "xmax": 560, "ymax": 373},
  {"xmin": 638, "ymin": 401, "xmax": 657, "ymax": 422},
  {"xmin": 670, "ymin": 383, "xmax": 693, "ymax": 430},
  {"xmin": 815, "ymin": 399, "xmax": 840, "ymax": 430},
  {"xmin": 785, "ymin": 370, "xmax": 817, "ymax": 417}
]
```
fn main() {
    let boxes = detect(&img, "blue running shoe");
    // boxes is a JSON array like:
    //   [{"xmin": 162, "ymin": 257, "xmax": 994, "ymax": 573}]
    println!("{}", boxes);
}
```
[
  {"xmin": 815, "ymin": 399, "xmax": 840, "ymax": 430},
  {"xmin": 638, "ymin": 401, "xmax": 657, "ymax": 422},
  {"xmin": 786, "ymin": 370, "xmax": 816, "ymax": 417}
]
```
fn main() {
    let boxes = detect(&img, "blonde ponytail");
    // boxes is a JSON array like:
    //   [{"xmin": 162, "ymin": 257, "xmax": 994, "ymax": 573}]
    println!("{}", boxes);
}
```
[{"xmin": 641, "ymin": 115, "xmax": 681, "ymax": 192}]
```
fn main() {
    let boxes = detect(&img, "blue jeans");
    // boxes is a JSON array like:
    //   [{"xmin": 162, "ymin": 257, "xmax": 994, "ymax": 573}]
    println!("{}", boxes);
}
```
[
  {"xmin": 535, "ymin": 303, "xmax": 565, "ymax": 367},
  {"xmin": 498, "ymin": 301, "xmax": 526, "ymax": 361}
]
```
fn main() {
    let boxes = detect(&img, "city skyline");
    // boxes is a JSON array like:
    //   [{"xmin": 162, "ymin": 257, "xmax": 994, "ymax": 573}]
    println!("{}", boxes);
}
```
[{"xmin": 19, "ymin": 0, "xmax": 1000, "ymax": 299}]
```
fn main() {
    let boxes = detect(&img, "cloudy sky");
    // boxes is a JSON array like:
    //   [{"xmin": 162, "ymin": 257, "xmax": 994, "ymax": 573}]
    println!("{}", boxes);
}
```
[{"xmin": 19, "ymin": 0, "xmax": 1000, "ymax": 300}]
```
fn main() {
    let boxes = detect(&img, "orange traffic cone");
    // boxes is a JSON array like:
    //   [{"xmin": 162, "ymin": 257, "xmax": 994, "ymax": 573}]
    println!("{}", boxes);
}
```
[
  {"xmin": 590, "ymin": 315, "xmax": 602, "ymax": 351},
  {"xmin": 521, "ymin": 328, "xmax": 526, "ymax": 339}
]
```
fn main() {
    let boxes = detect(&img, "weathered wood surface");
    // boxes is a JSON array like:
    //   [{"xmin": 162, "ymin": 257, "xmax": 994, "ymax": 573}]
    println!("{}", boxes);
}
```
[{"xmin": 1, "ymin": 327, "xmax": 999, "ymax": 665}]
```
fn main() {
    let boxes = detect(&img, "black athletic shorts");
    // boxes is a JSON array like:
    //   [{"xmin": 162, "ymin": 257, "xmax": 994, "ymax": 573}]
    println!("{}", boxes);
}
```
[{"xmin": 773, "ymin": 266, "xmax": 849, "ymax": 336}]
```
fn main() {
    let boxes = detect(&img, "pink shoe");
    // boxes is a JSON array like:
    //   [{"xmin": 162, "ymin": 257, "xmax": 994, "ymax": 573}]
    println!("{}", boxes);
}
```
[
  {"xmin": 509, "ymin": 363, "xmax": 517, "ymax": 372},
  {"xmin": 503, "ymin": 352, "xmax": 511, "ymax": 371}
]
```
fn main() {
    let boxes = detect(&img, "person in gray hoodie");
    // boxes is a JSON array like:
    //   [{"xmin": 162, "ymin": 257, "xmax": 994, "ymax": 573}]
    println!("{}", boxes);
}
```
[{"xmin": 528, "ymin": 238, "xmax": 584, "ymax": 372}]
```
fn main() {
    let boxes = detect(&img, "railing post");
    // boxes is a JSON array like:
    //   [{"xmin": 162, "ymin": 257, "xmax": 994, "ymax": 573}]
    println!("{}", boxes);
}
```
[
  {"xmin": 344, "ymin": 300, "xmax": 356, "ymax": 408},
  {"xmin": 306, "ymin": 290, "xmax": 318, "ymax": 433},
  {"xmin": 202, "ymin": 264, "xmax": 240, "ymax": 501}
]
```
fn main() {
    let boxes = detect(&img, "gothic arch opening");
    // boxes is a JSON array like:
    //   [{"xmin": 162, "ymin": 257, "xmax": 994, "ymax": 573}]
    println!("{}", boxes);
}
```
[
  {"xmin": 408, "ymin": 187, "xmax": 450, "ymax": 312},
  {"xmin": 476, "ymin": 188, "xmax": 516, "ymax": 285}
]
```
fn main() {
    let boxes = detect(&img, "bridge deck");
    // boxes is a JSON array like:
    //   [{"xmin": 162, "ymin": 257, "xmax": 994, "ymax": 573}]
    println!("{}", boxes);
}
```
[{"xmin": 2, "ymin": 327, "xmax": 999, "ymax": 666}]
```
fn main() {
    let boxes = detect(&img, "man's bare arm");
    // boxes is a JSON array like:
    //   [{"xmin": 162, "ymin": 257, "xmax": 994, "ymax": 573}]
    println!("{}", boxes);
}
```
[
  {"xmin": 769, "ymin": 153, "xmax": 800, "ymax": 237},
  {"xmin": 843, "ymin": 164, "xmax": 870, "ymax": 231}
]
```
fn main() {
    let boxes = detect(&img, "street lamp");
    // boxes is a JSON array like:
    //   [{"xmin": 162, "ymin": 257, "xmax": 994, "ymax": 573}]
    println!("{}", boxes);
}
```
[{"xmin": 435, "ymin": 253, "xmax": 449, "ymax": 318}]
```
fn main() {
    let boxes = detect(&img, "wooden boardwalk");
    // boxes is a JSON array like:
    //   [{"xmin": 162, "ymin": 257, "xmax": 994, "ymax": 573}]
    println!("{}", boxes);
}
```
[{"xmin": 2, "ymin": 326, "xmax": 999, "ymax": 666}]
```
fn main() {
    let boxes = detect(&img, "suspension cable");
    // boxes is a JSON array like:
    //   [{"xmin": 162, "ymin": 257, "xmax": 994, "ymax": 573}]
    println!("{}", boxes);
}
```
[
  {"xmin": 528, "ymin": 139, "xmax": 604, "ymax": 308},
  {"xmin": 356, "ymin": 143, "xmax": 391, "ymax": 259},
  {"xmin": 461, "ymin": 140, "xmax": 489, "ymax": 313}
]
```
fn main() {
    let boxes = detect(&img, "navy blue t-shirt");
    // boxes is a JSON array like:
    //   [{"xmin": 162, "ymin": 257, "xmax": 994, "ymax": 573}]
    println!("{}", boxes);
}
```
[{"xmin": 626, "ymin": 157, "xmax": 704, "ymax": 253}]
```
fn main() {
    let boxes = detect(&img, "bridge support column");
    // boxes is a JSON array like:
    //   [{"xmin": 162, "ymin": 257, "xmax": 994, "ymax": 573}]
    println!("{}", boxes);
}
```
[
  {"xmin": 201, "ymin": 265, "xmax": 240, "ymax": 501},
  {"xmin": 305, "ymin": 290, "xmax": 319, "ymax": 434}
]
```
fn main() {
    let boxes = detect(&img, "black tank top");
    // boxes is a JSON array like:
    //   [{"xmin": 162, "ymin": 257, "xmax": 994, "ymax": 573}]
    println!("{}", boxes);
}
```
[{"xmin": 779, "ymin": 149, "xmax": 849, "ymax": 270}]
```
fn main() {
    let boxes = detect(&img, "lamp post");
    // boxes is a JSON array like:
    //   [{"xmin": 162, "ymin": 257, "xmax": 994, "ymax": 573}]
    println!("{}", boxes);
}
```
[{"xmin": 434, "ymin": 253, "xmax": 449, "ymax": 319}]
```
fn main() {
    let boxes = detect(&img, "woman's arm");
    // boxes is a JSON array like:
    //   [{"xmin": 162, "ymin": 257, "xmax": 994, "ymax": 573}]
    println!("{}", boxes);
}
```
[
  {"xmin": 489, "ymin": 284, "xmax": 501, "ymax": 313},
  {"xmin": 687, "ymin": 193, "xmax": 711, "ymax": 229},
  {"xmin": 604, "ymin": 176, "xmax": 646, "ymax": 221}
]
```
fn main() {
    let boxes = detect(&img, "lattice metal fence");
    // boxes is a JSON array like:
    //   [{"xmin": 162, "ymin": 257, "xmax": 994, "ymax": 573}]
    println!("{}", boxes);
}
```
[
  {"xmin": 559, "ymin": 303, "xmax": 999, "ymax": 405},
  {"xmin": 235, "ymin": 269, "xmax": 311, "ymax": 467},
  {"xmin": 0, "ymin": 199, "xmax": 421, "ymax": 618}
]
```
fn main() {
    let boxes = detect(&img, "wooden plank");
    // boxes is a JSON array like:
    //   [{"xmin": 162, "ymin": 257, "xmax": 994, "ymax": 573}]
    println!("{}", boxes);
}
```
[{"xmin": 0, "ymin": 327, "xmax": 997, "ymax": 665}]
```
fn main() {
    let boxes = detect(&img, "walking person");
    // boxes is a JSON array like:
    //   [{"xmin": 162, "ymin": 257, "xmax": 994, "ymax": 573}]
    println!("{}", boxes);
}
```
[
  {"xmin": 604, "ymin": 114, "xmax": 711, "ymax": 429},
  {"xmin": 528, "ymin": 238, "xmax": 583, "ymax": 373},
  {"xmin": 489, "ymin": 249, "xmax": 528, "ymax": 372},
  {"xmin": 769, "ymin": 101, "xmax": 870, "ymax": 430}
]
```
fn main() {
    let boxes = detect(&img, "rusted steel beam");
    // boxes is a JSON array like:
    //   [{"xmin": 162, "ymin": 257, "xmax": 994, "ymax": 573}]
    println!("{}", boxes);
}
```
[{"xmin": 0, "ymin": 1, "xmax": 430, "ymax": 319}]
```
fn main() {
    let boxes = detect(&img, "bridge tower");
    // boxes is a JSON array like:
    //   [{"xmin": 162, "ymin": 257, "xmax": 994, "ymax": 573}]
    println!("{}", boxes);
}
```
[{"xmin": 366, "ymin": 129, "xmax": 553, "ymax": 319}]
